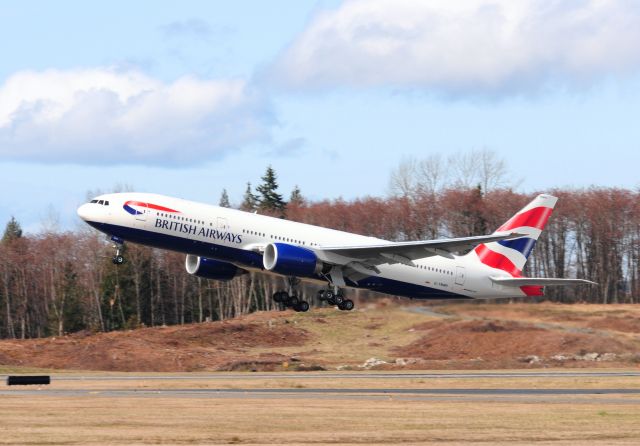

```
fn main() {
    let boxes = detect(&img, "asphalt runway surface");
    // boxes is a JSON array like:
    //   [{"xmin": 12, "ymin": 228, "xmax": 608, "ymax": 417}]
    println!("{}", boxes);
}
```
[
  {"xmin": 3, "ymin": 371, "xmax": 640, "ymax": 403},
  {"xmin": 11, "ymin": 370, "xmax": 640, "ymax": 381}
]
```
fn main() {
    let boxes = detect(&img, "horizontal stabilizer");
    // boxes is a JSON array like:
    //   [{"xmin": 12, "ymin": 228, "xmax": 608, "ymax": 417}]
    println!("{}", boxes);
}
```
[{"xmin": 490, "ymin": 277, "xmax": 597, "ymax": 287}]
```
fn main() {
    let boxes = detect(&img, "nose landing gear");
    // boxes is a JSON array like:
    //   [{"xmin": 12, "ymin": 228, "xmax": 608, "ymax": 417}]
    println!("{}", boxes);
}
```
[{"xmin": 111, "ymin": 236, "xmax": 126, "ymax": 265}]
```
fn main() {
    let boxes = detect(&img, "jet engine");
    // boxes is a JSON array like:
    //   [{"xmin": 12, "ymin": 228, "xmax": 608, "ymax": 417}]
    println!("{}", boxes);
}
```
[
  {"xmin": 263, "ymin": 242, "xmax": 324, "ymax": 277},
  {"xmin": 185, "ymin": 255, "xmax": 247, "ymax": 281}
]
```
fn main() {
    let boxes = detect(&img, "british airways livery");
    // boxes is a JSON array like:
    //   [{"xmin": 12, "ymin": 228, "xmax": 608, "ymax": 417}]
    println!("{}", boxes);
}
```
[{"xmin": 77, "ymin": 193, "xmax": 594, "ymax": 312}]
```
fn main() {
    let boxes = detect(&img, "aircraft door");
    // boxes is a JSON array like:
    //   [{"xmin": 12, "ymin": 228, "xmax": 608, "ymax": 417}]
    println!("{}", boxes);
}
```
[{"xmin": 455, "ymin": 266, "xmax": 466, "ymax": 286}]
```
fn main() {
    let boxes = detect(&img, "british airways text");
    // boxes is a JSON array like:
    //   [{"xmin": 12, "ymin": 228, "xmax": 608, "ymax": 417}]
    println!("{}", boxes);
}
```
[{"xmin": 154, "ymin": 218, "xmax": 242, "ymax": 243}]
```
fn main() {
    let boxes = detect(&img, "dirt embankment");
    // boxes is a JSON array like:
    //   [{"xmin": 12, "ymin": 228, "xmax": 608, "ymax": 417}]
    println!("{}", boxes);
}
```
[
  {"xmin": 393, "ymin": 318, "xmax": 636, "ymax": 369},
  {"xmin": 0, "ymin": 312, "xmax": 309, "ymax": 372},
  {"xmin": 1, "ymin": 302, "xmax": 639, "ymax": 372}
]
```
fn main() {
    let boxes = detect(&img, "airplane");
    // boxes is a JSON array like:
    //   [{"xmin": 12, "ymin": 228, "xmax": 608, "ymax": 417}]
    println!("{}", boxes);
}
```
[{"xmin": 77, "ymin": 193, "xmax": 595, "ymax": 312}]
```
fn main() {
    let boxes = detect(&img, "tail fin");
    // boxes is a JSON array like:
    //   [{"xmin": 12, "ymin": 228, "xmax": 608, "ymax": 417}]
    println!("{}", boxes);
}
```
[{"xmin": 470, "ymin": 194, "xmax": 557, "ymax": 278}]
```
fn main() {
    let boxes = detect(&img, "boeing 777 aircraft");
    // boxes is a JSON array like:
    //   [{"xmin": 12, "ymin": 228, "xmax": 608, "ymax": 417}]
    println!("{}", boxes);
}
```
[{"xmin": 77, "ymin": 193, "xmax": 594, "ymax": 312}]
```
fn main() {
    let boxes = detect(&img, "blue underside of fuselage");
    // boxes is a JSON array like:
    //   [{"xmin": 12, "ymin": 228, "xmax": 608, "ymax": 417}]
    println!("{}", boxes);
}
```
[{"xmin": 87, "ymin": 221, "xmax": 469, "ymax": 300}]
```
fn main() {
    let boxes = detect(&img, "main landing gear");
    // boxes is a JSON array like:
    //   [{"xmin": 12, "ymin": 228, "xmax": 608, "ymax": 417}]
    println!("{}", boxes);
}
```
[
  {"xmin": 318, "ymin": 289, "xmax": 354, "ymax": 311},
  {"xmin": 272, "ymin": 276, "xmax": 310, "ymax": 312},
  {"xmin": 272, "ymin": 291, "xmax": 310, "ymax": 312},
  {"xmin": 111, "ymin": 237, "xmax": 125, "ymax": 265}
]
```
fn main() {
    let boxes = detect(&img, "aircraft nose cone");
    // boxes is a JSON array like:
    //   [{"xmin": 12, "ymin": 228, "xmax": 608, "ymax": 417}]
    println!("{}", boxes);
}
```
[{"xmin": 77, "ymin": 203, "xmax": 92, "ymax": 221}]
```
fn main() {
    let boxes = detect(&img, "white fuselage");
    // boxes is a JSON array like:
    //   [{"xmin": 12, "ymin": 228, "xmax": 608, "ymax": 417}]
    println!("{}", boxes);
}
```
[{"xmin": 77, "ymin": 192, "xmax": 521, "ymax": 300}]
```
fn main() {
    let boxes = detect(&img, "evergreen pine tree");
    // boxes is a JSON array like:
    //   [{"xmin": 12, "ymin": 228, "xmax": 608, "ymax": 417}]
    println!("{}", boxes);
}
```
[
  {"xmin": 219, "ymin": 189, "xmax": 231, "ymax": 208},
  {"xmin": 256, "ymin": 166, "xmax": 286, "ymax": 216},
  {"xmin": 2, "ymin": 216, "xmax": 23, "ymax": 243},
  {"xmin": 289, "ymin": 185, "xmax": 305, "ymax": 206},
  {"xmin": 240, "ymin": 182, "xmax": 259, "ymax": 212}
]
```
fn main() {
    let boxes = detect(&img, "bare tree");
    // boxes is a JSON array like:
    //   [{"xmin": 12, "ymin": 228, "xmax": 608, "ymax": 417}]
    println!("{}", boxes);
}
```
[
  {"xmin": 416, "ymin": 154, "xmax": 447, "ymax": 194},
  {"xmin": 389, "ymin": 154, "xmax": 448, "ymax": 197},
  {"xmin": 389, "ymin": 157, "xmax": 418, "ymax": 197},
  {"xmin": 447, "ymin": 148, "xmax": 514, "ymax": 192}
]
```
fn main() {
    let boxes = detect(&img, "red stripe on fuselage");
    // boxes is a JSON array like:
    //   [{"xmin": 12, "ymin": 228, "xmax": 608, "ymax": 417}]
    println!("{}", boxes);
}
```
[
  {"xmin": 474, "ymin": 244, "xmax": 522, "ymax": 277},
  {"xmin": 125, "ymin": 201, "xmax": 180, "ymax": 213},
  {"xmin": 497, "ymin": 206, "xmax": 553, "ymax": 231}
]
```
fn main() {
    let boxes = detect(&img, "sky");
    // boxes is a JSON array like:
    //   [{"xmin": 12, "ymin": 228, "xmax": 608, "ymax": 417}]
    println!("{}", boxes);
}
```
[{"xmin": 1, "ymin": 0, "xmax": 640, "ymax": 233}]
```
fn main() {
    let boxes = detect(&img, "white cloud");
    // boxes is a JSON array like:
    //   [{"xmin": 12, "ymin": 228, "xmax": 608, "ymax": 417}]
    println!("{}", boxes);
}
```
[
  {"xmin": 270, "ymin": 0, "xmax": 640, "ymax": 95},
  {"xmin": 0, "ymin": 68, "xmax": 271, "ymax": 165}
]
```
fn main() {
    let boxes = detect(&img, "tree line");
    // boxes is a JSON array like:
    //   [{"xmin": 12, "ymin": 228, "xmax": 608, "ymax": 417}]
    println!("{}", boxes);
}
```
[{"xmin": 0, "ymin": 162, "xmax": 637, "ymax": 339}]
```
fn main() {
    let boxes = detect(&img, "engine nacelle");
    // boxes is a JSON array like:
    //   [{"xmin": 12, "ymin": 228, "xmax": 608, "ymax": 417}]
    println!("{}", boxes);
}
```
[
  {"xmin": 185, "ymin": 255, "xmax": 247, "ymax": 281},
  {"xmin": 263, "ymin": 243, "xmax": 322, "ymax": 277}
]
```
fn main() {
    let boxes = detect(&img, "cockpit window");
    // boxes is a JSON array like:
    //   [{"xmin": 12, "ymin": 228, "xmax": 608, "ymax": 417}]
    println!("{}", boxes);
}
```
[
  {"xmin": 104, "ymin": 201, "xmax": 109, "ymax": 206},
  {"xmin": 98, "ymin": 200, "xmax": 104, "ymax": 205},
  {"xmin": 90, "ymin": 200, "xmax": 98, "ymax": 203}
]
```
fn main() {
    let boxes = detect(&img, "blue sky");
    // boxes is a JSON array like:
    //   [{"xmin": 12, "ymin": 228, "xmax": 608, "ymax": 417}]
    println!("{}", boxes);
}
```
[{"xmin": 1, "ymin": 0, "xmax": 640, "ymax": 233}]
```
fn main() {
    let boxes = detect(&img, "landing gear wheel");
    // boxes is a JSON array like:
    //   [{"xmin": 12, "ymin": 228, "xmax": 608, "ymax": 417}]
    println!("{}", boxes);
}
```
[
  {"xmin": 286, "ymin": 295, "xmax": 299, "ymax": 308},
  {"xmin": 112, "ymin": 255, "xmax": 125, "ymax": 265},
  {"xmin": 324, "ymin": 290, "xmax": 335, "ymax": 301},
  {"xmin": 339, "ymin": 299, "xmax": 354, "ymax": 311},
  {"xmin": 295, "ymin": 301, "xmax": 310, "ymax": 312},
  {"xmin": 317, "ymin": 290, "xmax": 327, "ymax": 301},
  {"xmin": 334, "ymin": 293, "xmax": 345, "ymax": 305},
  {"xmin": 273, "ymin": 291, "xmax": 287, "ymax": 303}
]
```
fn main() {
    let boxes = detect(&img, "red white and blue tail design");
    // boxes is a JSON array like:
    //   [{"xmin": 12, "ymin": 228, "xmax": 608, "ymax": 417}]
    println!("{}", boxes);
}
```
[{"xmin": 471, "ymin": 194, "xmax": 557, "ymax": 278}]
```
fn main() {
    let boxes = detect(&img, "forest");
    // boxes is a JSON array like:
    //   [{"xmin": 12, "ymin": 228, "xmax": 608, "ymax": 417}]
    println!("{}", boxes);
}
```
[{"xmin": 1, "ymin": 154, "xmax": 638, "ymax": 339}]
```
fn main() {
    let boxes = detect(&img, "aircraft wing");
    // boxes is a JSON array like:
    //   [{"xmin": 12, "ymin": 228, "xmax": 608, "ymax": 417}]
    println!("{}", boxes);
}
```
[
  {"xmin": 317, "ymin": 232, "xmax": 525, "ymax": 266},
  {"xmin": 490, "ymin": 277, "xmax": 597, "ymax": 286}
]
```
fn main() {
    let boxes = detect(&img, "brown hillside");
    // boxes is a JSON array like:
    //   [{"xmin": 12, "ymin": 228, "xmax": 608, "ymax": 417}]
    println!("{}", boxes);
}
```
[{"xmin": 1, "ymin": 302, "xmax": 640, "ymax": 372}]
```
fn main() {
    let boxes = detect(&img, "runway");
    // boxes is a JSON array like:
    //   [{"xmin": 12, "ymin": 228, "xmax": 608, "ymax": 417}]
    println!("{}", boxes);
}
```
[
  {"xmin": 3, "ymin": 371, "xmax": 640, "ymax": 404},
  {"xmin": 15, "ymin": 370, "xmax": 640, "ymax": 381},
  {"xmin": 3, "ymin": 387, "xmax": 640, "ymax": 405},
  {"xmin": 4, "ymin": 372, "xmax": 640, "ymax": 444}
]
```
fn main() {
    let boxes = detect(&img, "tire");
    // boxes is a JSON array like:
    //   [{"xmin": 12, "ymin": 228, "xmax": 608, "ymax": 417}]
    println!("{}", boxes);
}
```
[
  {"xmin": 113, "ymin": 255, "xmax": 125, "ymax": 265},
  {"xmin": 324, "ymin": 290, "xmax": 335, "ymax": 301},
  {"xmin": 273, "ymin": 291, "xmax": 284, "ymax": 303},
  {"xmin": 327, "ymin": 298, "xmax": 336, "ymax": 306},
  {"xmin": 287, "ymin": 296, "xmax": 299, "ymax": 307},
  {"xmin": 296, "ymin": 301, "xmax": 310, "ymax": 312},
  {"xmin": 334, "ymin": 293, "xmax": 344, "ymax": 305},
  {"xmin": 342, "ymin": 299, "xmax": 354, "ymax": 311},
  {"xmin": 317, "ymin": 290, "xmax": 327, "ymax": 301}
]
